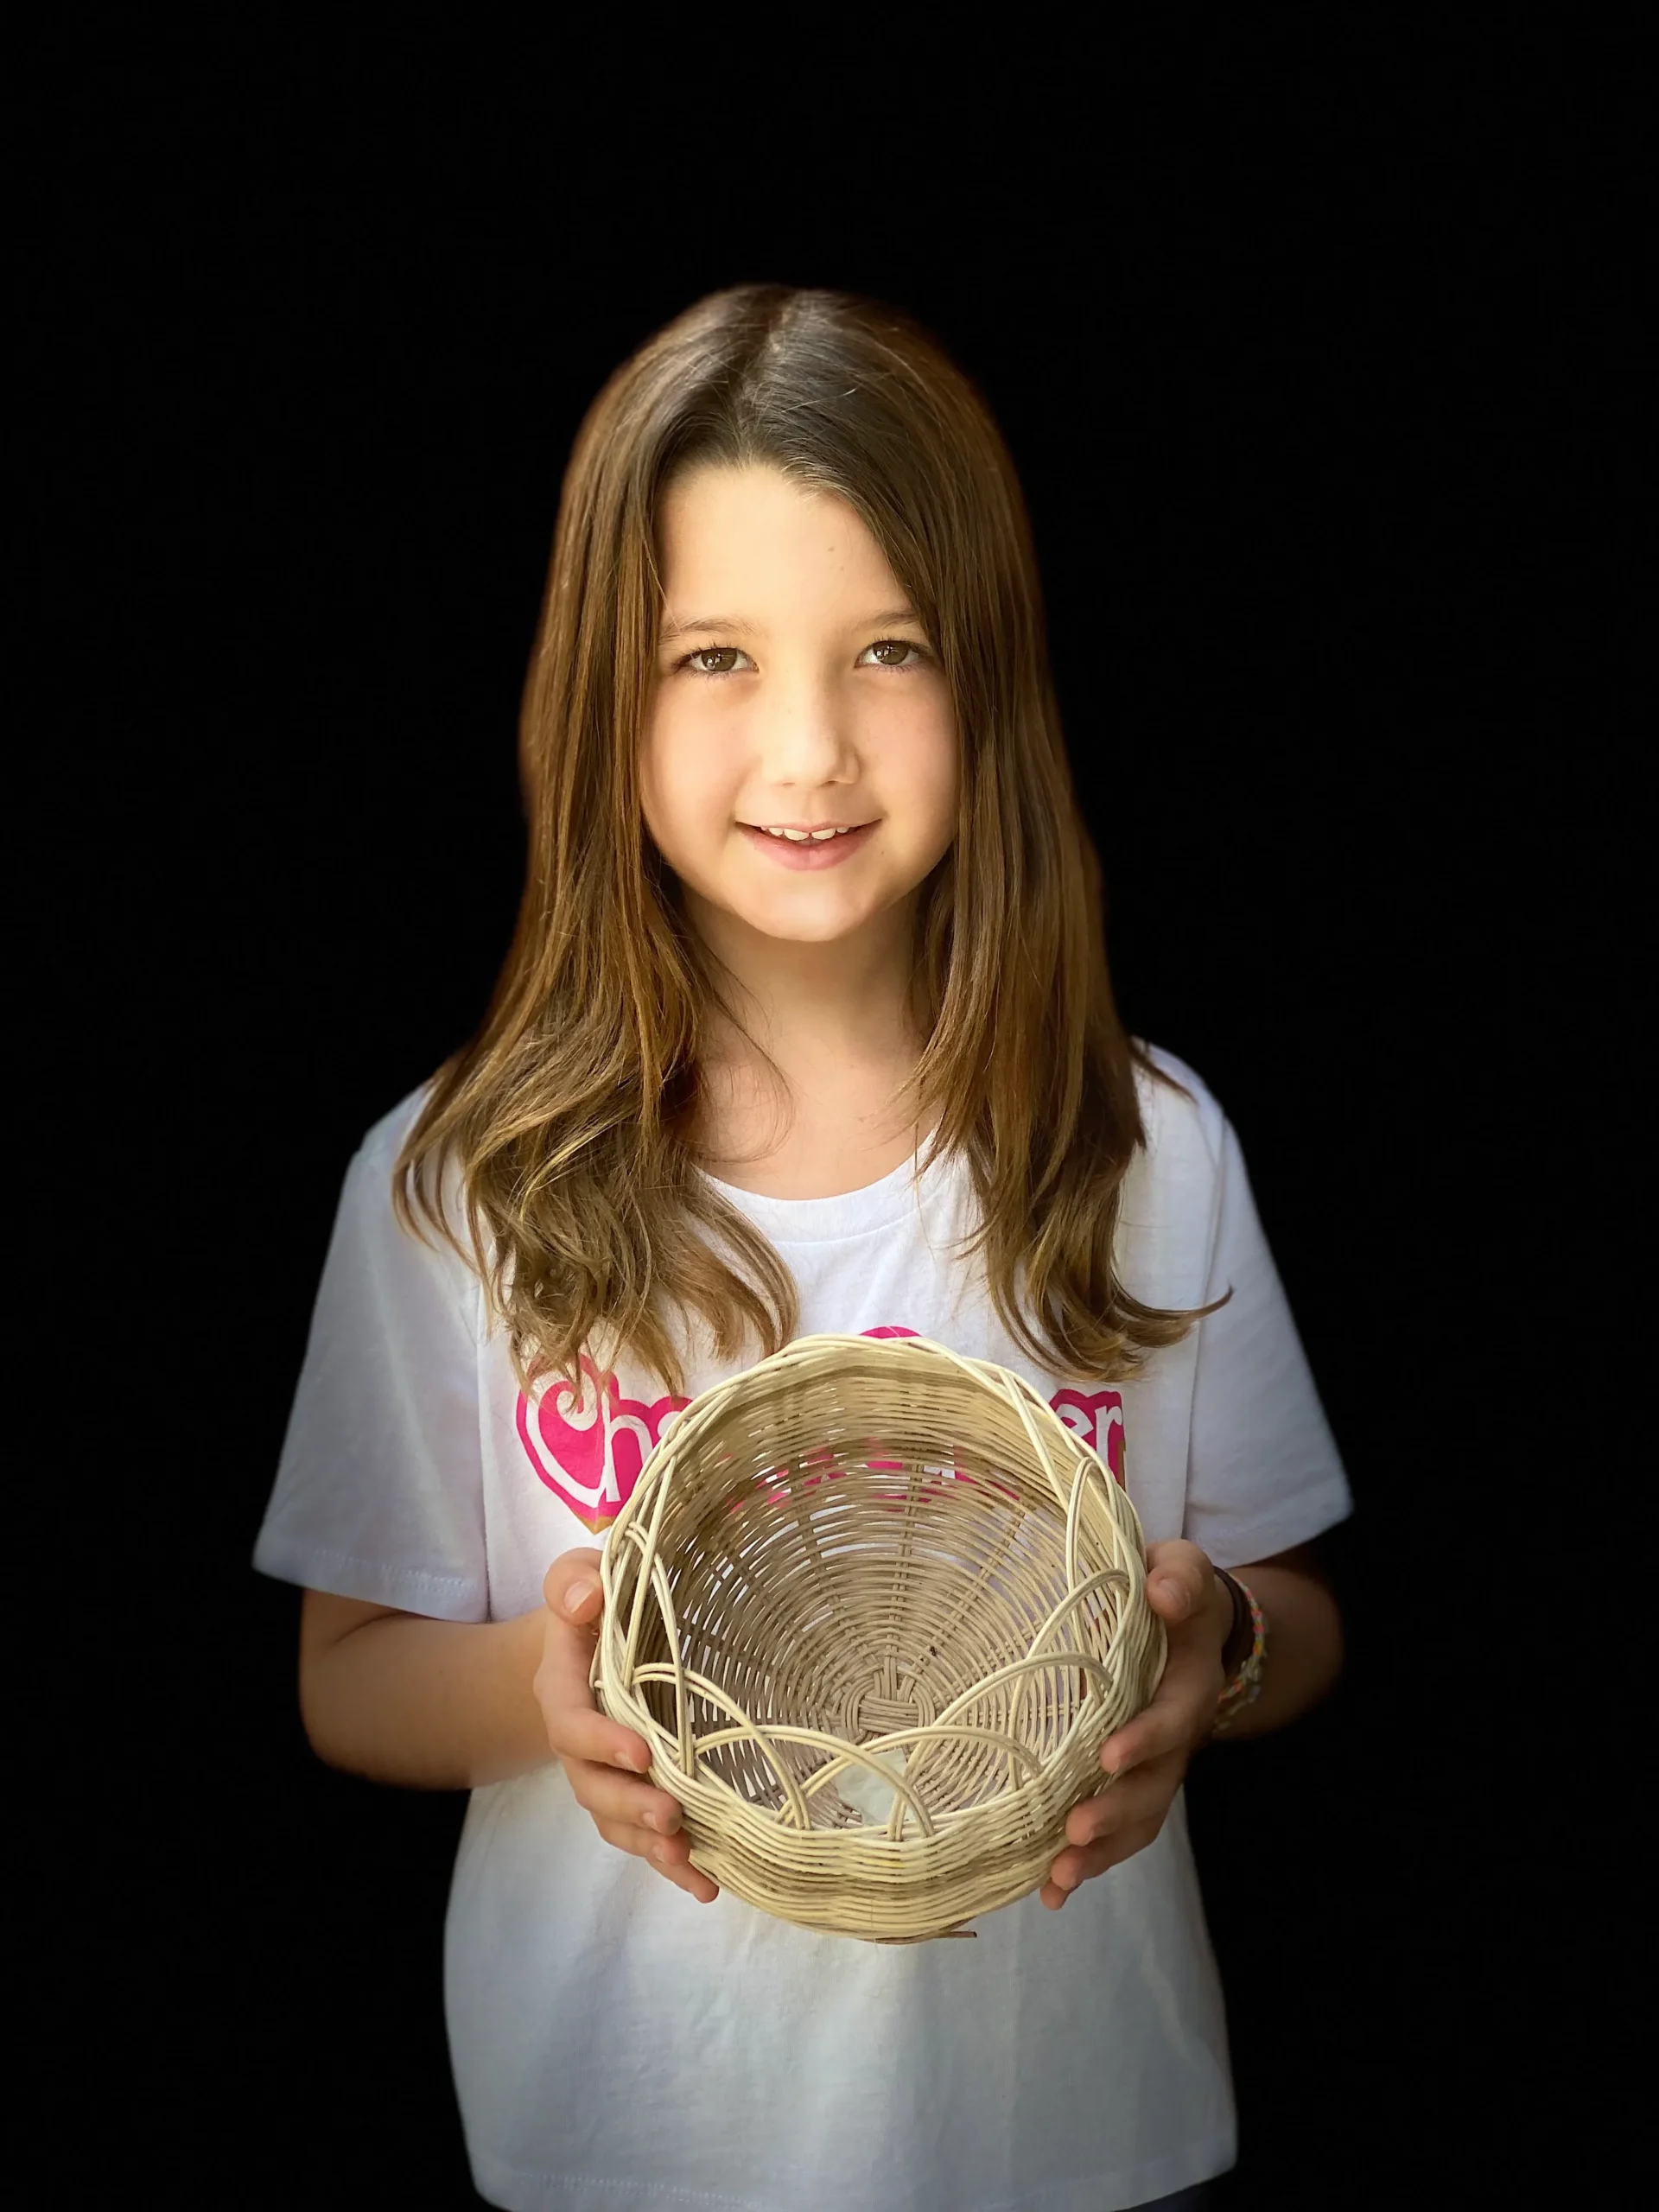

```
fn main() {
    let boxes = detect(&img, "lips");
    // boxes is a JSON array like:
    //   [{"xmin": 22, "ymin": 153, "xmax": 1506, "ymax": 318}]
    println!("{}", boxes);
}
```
[{"xmin": 740, "ymin": 822, "xmax": 876, "ymax": 869}]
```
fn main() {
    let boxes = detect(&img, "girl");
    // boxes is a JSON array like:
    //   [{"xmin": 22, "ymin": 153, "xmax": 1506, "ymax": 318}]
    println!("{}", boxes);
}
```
[{"xmin": 256, "ymin": 285, "xmax": 1351, "ymax": 2212}]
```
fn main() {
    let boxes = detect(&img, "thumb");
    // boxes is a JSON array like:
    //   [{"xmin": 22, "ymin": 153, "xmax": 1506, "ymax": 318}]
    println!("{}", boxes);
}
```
[
  {"xmin": 543, "ymin": 1547, "xmax": 606, "ymax": 1624},
  {"xmin": 1143, "ymin": 1539, "xmax": 1214, "ymax": 1624}
]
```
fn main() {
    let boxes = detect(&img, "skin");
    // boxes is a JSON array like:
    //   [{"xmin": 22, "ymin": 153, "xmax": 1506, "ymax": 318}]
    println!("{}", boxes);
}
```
[
  {"xmin": 639, "ymin": 461, "xmax": 958, "ymax": 1179},
  {"xmin": 301, "ymin": 461, "xmax": 1344, "ymax": 1915}
]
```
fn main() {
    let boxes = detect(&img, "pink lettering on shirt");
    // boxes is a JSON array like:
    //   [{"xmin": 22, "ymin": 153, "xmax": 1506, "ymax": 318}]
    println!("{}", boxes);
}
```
[
  {"xmin": 1051, "ymin": 1386, "xmax": 1127, "ymax": 1484},
  {"xmin": 515, "ymin": 1325, "xmax": 1125, "ymax": 1531}
]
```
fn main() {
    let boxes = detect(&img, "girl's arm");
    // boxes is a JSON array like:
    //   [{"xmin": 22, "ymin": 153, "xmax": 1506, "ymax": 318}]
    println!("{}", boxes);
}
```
[
  {"xmin": 299, "ymin": 1592, "xmax": 554, "ymax": 1789},
  {"xmin": 298, "ymin": 1560, "xmax": 719, "ymax": 1904},
  {"xmin": 1203, "ymin": 1540, "xmax": 1344, "ymax": 1741}
]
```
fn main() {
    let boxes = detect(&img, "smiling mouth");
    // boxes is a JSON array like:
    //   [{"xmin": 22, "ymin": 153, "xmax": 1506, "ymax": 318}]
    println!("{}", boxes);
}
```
[{"xmin": 741, "ymin": 823, "xmax": 874, "ymax": 842}]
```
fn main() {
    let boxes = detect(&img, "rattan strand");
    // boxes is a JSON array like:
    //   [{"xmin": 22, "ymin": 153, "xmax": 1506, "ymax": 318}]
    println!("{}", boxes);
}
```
[{"xmin": 592, "ymin": 1331, "xmax": 1166, "ymax": 1944}]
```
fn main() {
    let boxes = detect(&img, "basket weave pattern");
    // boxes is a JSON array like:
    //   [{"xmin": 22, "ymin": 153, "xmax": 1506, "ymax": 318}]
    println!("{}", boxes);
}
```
[{"xmin": 593, "ymin": 1331, "xmax": 1166, "ymax": 1943}]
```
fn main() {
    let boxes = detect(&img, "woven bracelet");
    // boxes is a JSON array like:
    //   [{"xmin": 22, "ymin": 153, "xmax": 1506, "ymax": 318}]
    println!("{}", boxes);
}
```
[{"xmin": 1211, "ymin": 1573, "xmax": 1267, "ymax": 1737}]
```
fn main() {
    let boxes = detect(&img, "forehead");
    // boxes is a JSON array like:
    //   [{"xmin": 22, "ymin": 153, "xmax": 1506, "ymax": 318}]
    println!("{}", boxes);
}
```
[{"xmin": 656, "ymin": 463, "xmax": 903, "ymax": 617}]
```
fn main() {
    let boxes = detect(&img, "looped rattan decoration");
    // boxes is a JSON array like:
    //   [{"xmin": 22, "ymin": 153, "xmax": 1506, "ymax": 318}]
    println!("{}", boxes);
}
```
[{"xmin": 591, "ymin": 1331, "xmax": 1166, "ymax": 1945}]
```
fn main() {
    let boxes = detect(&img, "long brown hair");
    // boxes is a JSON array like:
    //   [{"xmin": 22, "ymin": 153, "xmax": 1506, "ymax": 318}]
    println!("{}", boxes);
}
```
[{"xmin": 395, "ymin": 284, "xmax": 1220, "ymax": 1402}]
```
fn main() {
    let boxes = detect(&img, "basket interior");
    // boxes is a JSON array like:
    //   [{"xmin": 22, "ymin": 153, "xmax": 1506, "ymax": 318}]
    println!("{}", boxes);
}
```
[{"xmin": 617, "ymin": 1370, "xmax": 1125, "ymax": 1832}]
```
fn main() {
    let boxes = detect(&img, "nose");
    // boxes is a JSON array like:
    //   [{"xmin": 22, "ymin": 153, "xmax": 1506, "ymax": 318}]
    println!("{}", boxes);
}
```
[{"xmin": 753, "ymin": 669, "xmax": 859, "ymax": 794}]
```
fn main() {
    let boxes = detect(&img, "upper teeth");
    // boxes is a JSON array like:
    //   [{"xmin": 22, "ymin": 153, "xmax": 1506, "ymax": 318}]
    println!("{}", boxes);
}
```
[{"xmin": 762, "ymin": 825, "xmax": 853, "ymax": 841}]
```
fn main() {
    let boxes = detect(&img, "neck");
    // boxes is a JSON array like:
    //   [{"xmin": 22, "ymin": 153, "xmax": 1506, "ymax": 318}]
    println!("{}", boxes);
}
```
[{"xmin": 685, "ymin": 889, "xmax": 925, "ymax": 1077}]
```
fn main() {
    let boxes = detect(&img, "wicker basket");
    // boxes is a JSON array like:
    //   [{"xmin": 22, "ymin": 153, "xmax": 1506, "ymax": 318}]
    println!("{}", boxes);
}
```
[{"xmin": 591, "ymin": 1330, "xmax": 1166, "ymax": 1944}]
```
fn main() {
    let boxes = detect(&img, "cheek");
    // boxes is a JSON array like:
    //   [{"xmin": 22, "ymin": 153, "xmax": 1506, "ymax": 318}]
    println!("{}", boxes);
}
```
[
  {"xmin": 640, "ymin": 711, "xmax": 734, "ymax": 851},
  {"xmin": 890, "ymin": 694, "xmax": 960, "ymax": 836}
]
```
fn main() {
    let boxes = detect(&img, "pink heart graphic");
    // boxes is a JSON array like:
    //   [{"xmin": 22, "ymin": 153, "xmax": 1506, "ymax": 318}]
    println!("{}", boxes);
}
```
[{"xmin": 515, "ymin": 1353, "xmax": 691, "ymax": 1534}]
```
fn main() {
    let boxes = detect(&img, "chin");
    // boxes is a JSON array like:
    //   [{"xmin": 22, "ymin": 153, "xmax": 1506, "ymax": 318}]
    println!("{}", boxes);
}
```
[{"xmin": 746, "ymin": 908, "xmax": 872, "ymax": 942}]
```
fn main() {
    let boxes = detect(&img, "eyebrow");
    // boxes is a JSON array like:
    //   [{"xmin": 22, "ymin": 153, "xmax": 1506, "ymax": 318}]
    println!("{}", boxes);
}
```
[{"xmin": 658, "ymin": 604, "xmax": 923, "ymax": 643}]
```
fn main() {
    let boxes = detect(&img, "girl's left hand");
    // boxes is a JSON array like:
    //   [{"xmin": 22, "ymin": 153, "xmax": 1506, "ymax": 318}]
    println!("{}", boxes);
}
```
[{"xmin": 1039, "ymin": 1538, "xmax": 1231, "ymax": 1910}]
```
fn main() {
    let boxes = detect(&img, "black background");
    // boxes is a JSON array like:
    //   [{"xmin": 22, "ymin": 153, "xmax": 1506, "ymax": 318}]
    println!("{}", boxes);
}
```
[{"xmin": 27, "ymin": 16, "xmax": 1642, "ymax": 2208}]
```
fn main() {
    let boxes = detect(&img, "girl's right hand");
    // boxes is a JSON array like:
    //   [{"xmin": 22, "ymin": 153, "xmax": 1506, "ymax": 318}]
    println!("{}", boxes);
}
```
[{"xmin": 536, "ymin": 1549, "xmax": 720, "ymax": 1905}]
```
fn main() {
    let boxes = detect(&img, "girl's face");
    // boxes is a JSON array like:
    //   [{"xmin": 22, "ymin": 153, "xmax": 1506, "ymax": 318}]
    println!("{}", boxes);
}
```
[{"xmin": 640, "ymin": 463, "xmax": 959, "ymax": 987}]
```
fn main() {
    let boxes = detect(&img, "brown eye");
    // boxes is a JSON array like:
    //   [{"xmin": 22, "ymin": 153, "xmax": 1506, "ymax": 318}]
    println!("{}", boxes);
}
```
[
  {"xmin": 688, "ymin": 647, "xmax": 747, "ymax": 675},
  {"xmin": 864, "ymin": 639, "xmax": 923, "ymax": 668}
]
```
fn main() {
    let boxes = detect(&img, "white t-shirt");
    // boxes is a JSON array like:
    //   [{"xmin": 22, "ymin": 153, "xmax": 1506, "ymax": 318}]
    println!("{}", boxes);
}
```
[{"xmin": 254, "ymin": 1044, "xmax": 1351, "ymax": 2212}]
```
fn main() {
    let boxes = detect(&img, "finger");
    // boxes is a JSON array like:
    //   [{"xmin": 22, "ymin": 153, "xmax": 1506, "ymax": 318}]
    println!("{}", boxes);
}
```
[
  {"xmin": 541, "ymin": 1555, "xmax": 716, "ymax": 1905},
  {"xmin": 1142, "ymin": 1538, "xmax": 1214, "ymax": 1624},
  {"xmin": 534, "ymin": 1613, "xmax": 653, "ymax": 1775},
  {"xmin": 565, "ymin": 1758, "xmax": 686, "ymax": 1837},
  {"xmin": 1099, "ymin": 1570, "xmax": 1230, "ymax": 1774},
  {"xmin": 1066, "ymin": 1751, "xmax": 1181, "ymax": 1847},
  {"xmin": 1096, "ymin": 1675, "xmax": 1211, "ymax": 1777},
  {"xmin": 1046, "ymin": 1821, "xmax": 1157, "ymax": 1898},
  {"xmin": 543, "ymin": 1547, "xmax": 605, "ymax": 1623},
  {"xmin": 540, "ymin": 1678, "xmax": 654, "ymax": 1775},
  {"xmin": 594, "ymin": 1813, "xmax": 721, "ymax": 1903},
  {"xmin": 537, "ymin": 1551, "xmax": 656, "ymax": 1770},
  {"xmin": 646, "ymin": 1830, "xmax": 721, "ymax": 1904},
  {"xmin": 1097, "ymin": 1640, "xmax": 1220, "ymax": 1772}
]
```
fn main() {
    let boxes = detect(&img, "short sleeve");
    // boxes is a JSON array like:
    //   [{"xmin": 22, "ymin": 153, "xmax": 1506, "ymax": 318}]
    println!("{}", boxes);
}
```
[
  {"xmin": 251, "ymin": 1108, "xmax": 489, "ymax": 1621},
  {"xmin": 1181, "ymin": 1115, "xmax": 1354, "ymax": 1567}
]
